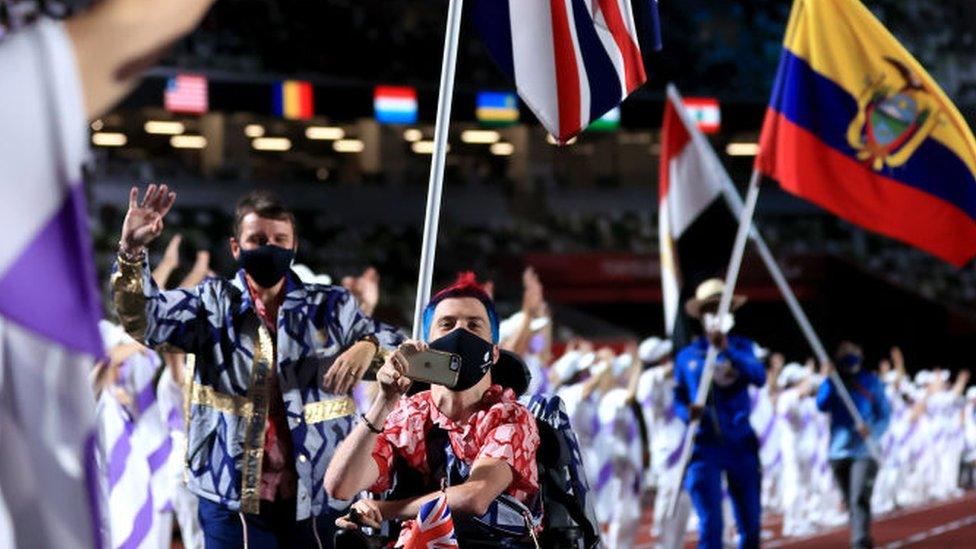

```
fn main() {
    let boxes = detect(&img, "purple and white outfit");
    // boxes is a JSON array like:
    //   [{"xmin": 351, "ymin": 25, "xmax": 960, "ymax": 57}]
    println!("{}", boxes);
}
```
[
  {"xmin": 636, "ymin": 365, "xmax": 693, "ymax": 543},
  {"xmin": 0, "ymin": 17, "xmax": 103, "ymax": 549},
  {"xmin": 777, "ymin": 385, "xmax": 820, "ymax": 536},
  {"xmin": 749, "ymin": 384, "xmax": 783, "ymax": 514},
  {"xmin": 593, "ymin": 387, "xmax": 643, "ymax": 548}
]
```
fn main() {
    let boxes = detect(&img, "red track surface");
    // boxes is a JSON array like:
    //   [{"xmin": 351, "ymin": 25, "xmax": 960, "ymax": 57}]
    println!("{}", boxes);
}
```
[{"xmin": 631, "ymin": 491, "xmax": 976, "ymax": 548}]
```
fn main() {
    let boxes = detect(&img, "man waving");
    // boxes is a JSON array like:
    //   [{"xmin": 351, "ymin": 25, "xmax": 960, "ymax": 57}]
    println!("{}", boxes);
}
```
[{"xmin": 112, "ymin": 184, "xmax": 403, "ymax": 547}]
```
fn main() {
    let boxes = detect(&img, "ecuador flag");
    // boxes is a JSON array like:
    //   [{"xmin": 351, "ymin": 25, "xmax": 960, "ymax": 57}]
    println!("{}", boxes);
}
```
[{"xmin": 757, "ymin": 0, "xmax": 976, "ymax": 266}]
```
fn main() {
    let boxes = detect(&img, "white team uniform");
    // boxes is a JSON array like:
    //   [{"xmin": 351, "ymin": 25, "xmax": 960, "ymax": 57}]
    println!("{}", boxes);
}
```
[
  {"xmin": 593, "ymin": 388, "xmax": 644, "ymax": 548},
  {"xmin": 777, "ymin": 387, "xmax": 820, "ymax": 536}
]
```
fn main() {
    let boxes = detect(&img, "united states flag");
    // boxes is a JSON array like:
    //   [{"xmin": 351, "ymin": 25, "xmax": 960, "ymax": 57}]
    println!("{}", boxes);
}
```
[
  {"xmin": 399, "ymin": 494, "xmax": 459, "ymax": 549},
  {"xmin": 471, "ymin": 0, "xmax": 661, "ymax": 143},
  {"xmin": 164, "ymin": 74, "xmax": 208, "ymax": 114}
]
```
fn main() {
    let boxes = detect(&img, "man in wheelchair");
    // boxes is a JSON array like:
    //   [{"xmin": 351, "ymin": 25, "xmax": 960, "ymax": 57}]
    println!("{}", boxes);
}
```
[{"xmin": 325, "ymin": 273, "xmax": 543, "ymax": 547}]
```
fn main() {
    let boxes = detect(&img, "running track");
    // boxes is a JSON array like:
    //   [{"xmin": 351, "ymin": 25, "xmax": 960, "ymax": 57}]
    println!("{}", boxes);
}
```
[{"xmin": 633, "ymin": 491, "xmax": 976, "ymax": 548}]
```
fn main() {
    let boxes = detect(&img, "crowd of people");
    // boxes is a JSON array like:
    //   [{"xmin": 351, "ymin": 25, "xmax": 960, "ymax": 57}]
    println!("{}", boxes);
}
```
[
  {"xmin": 492, "ymin": 279, "xmax": 976, "ymax": 548},
  {"xmin": 4, "ymin": 2, "xmax": 975, "ymax": 548},
  {"xmin": 89, "ymin": 185, "xmax": 976, "ymax": 548}
]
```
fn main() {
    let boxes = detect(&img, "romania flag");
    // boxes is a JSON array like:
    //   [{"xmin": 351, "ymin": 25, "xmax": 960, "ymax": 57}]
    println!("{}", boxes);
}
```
[
  {"xmin": 273, "ymin": 80, "xmax": 314, "ymax": 120},
  {"xmin": 757, "ymin": 0, "xmax": 976, "ymax": 266}
]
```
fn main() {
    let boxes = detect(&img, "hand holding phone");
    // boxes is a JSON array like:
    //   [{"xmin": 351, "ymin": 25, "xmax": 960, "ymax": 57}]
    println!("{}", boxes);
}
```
[{"xmin": 403, "ymin": 347, "xmax": 461, "ymax": 388}]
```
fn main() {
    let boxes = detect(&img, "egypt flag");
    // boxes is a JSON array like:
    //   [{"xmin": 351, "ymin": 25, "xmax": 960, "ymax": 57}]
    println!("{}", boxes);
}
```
[
  {"xmin": 470, "ymin": 0, "xmax": 661, "ymax": 143},
  {"xmin": 659, "ymin": 84, "xmax": 741, "ymax": 347}
]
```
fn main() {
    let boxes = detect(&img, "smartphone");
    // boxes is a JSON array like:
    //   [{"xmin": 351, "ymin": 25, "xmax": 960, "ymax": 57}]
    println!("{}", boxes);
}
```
[{"xmin": 404, "ymin": 349, "xmax": 462, "ymax": 388}]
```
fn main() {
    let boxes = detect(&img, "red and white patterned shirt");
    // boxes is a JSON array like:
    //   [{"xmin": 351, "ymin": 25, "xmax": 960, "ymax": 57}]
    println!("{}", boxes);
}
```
[{"xmin": 370, "ymin": 384, "xmax": 540, "ymax": 503}]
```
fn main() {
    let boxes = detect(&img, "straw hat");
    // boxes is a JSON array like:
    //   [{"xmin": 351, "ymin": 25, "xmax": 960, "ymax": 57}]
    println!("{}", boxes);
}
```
[{"xmin": 684, "ymin": 278, "xmax": 747, "ymax": 318}]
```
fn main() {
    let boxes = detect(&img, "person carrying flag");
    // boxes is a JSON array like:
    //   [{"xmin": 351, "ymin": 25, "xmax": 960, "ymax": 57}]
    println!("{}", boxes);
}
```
[
  {"xmin": 817, "ymin": 342, "xmax": 891, "ymax": 549},
  {"xmin": 673, "ymin": 279, "xmax": 766, "ymax": 549}
]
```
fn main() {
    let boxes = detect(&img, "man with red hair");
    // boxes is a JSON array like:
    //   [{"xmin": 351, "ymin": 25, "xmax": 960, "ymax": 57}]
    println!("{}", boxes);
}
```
[{"xmin": 326, "ymin": 273, "xmax": 542, "ymax": 547}]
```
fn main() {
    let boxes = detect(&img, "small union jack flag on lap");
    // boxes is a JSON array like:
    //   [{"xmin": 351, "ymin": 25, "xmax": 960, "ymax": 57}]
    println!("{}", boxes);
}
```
[{"xmin": 399, "ymin": 493, "xmax": 459, "ymax": 549}]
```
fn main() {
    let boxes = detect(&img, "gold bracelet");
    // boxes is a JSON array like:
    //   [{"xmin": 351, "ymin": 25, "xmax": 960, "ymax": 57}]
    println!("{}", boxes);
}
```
[{"xmin": 117, "ymin": 245, "xmax": 144, "ymax": 266}]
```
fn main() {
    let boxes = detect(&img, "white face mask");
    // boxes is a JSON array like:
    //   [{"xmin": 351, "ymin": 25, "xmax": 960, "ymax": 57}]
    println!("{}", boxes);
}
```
[{"xmin": 703, "ymin": 312, "xmax": 735, "ymax": 334}]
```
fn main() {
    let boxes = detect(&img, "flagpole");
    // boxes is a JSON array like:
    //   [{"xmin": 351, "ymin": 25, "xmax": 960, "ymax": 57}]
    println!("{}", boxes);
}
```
[
  {"xmin": 746, "ymin": 227, "xmax": 882, "ymax": 461},
  {"xmin": 671, "ymin": 81, "xmax": 880, "ymax": 462},
  {"xmin": 666, "ymin": 168, "xmax": 763, "ymax": 518},
  {"xmin": 411, "ymin": 0, "xmax": 465, "ymax": 339}
]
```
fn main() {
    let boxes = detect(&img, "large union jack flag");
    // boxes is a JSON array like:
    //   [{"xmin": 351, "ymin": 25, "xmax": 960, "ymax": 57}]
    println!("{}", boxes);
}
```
[
  {"xmin": 399, "ymin": 494, "xmax": 459, "ymax": 549},
  {"xmin": 471, "ymin": 0, "xmax": 661, "ymax": 143}
]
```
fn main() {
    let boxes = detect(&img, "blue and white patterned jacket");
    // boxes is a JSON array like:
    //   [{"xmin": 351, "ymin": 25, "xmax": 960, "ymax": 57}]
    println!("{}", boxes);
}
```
[{"xmin": 112, "ymin": 253, "xmax": 404, "ymax": 519}]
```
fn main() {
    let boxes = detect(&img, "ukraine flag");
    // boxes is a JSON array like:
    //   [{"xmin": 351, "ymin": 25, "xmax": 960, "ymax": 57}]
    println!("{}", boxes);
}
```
[{"xmin": 757, "ymin": 0, "xmax": 976, "ymax": 266}]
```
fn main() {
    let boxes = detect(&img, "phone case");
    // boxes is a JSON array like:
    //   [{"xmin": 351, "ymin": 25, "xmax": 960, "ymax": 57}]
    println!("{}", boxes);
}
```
[{"xmin": 405, "ymin": 350, "xmax": 462, "ymax": 388}]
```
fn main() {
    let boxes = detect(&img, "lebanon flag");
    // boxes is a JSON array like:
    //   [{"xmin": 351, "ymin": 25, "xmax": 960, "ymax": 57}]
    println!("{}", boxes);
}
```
[{"xmin": 659, "ymin": 84, "xmax": 742, "ymax": 347}]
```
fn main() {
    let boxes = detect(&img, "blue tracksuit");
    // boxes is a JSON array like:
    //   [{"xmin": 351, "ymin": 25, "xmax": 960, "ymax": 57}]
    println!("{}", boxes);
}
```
[
  {"xmin": 674, "ymin": 336, "xmax": 766, "ymax": 549},
  {"xmin": 816, "ymin": 370, "xmax": 891, "ymax": 460}
]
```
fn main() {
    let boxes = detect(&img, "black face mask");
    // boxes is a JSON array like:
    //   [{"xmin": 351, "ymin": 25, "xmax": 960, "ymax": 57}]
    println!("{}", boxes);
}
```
[
  {"xmin": 238, "ymin": 244, "xmax": 294, "ymax": 288},
  {"xmin": 838, "ymin": 353, "xmax": 862, "ymax": 377},
  {"xmin": 429, "ymin": 328, "xmax": 494, "ymax": 391}
]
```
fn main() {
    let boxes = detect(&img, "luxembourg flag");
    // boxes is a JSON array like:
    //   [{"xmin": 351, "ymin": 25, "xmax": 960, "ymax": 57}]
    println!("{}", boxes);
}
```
[
  {"xmin": 471, "ymin": 0, "xmax": 661, "ymax": 143},
  {"xmin": 659, "ymin": 84, "xmax": 741, "ymax": 347},
  {"xmin": 0, "ymin": 18, "xmax": 104, "ymax": 549},
  {"xmin": 375, "ymin": 86, "xmax": 419, "ymax": 124}
]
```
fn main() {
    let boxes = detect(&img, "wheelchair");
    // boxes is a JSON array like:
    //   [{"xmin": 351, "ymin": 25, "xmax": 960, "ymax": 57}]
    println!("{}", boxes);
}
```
[{"xmin": 334, "ymin": 351, "xmax": 599, "ymax": 549}]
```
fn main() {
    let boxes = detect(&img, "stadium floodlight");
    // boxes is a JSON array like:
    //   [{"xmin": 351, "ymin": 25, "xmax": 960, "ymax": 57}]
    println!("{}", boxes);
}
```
[
  {"xmin": 306, "ymin": 126, "xmax": 345, "ymax": 140},
  {"xmin": 333, "ymin": 139, "xmax": 365, "ymax": 153},
  {"xmin": 726, "ymin": 142, "xmax": 760, "ymax": 156},
  {"xmin": 252, "ymin": 137, "xmax": 292, "ymax": 151},
  {"xmin": 91, "ymin": 132, "xmax": 127, "ymax": 147},
  {"xmin": 411, "ymin": 140, "xmax": 436, "ymax": 154},
  {"xmin": 489, "ymin": 142, "xmax": 514, "ymax": 156},
  {"xmin": 546, "ymin": 133, "xmax": 577, "ymax": 146},
  {"xmin": 170, "ymin": 135, "xmax": 207, "ymax": 149},
  {"xmin": 245, "ymin": 124, "xmax": 266, "ymax": 138},
  {"xmin": 460, "ymin": 129, "xmax": 500, "ymax": 144},
  {"xmin": 145, "ymin": 121, "xmax": 186, "ymax": 135}
]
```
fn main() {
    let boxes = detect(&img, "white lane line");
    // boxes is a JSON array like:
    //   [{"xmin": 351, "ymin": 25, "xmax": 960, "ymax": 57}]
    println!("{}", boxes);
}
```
[
  {"xmin": 765, "ymin": 494, "xmax": 976, "ymax": 547},
  {"xmin": 882, "ymin": 514, "xmax": 976, "ymax": 548}
]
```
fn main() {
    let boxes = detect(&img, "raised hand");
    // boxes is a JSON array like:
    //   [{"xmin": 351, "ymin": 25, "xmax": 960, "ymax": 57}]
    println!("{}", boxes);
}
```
[
  {"xmin": 121, "ymin": 184, "xmax": 176, "ymax": 254},
  {"xmin": 890, "ymin": 346, "xmax": 906, "ymax": 373},
  {"xmin": 375, "ymin": 341, "xmax": 426, "ymax": 403},
  {"xmin": 179, "ymin": 250, "xmax": 211, "ymax": 288},
  {"xmin": 161, "ymin": 233, "xmax": 182, "ymax": 268},
  {"xmin": 151, "ymin": 233, "xmax": 181, "ymax": 286},
  {"xmin": 343, "ymin": 267, "xmax": 380, "ymax": 316},
  {"xmin": 521, "ymin": 267, "xmax": 544, "ymax": 316}
]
